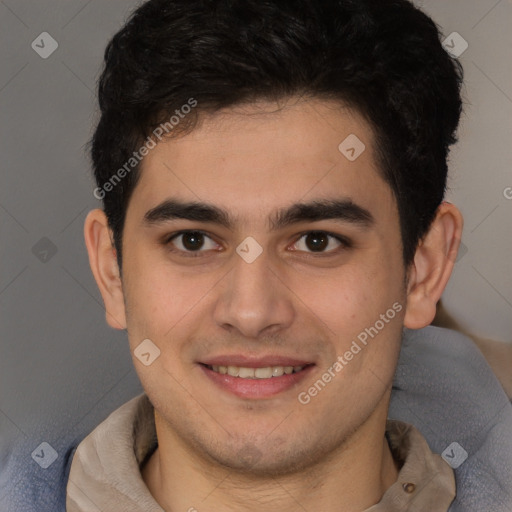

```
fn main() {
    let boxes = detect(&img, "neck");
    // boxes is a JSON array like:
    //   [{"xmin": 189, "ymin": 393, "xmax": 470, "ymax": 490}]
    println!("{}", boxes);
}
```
[{"xmin": 142, "ymin": 399, "xmax": 399, "ymax": 512}]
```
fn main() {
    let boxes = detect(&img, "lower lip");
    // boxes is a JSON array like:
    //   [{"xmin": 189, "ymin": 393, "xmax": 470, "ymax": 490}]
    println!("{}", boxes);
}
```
[{"xmin": 200, "ymin": 364, "xmax": 315, "ymax": 399}]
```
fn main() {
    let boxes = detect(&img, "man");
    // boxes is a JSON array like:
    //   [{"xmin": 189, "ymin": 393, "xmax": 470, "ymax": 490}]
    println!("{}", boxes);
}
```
[{"xmin": 66, "ymin": 0, "xmax": 487, "ymax": 510}]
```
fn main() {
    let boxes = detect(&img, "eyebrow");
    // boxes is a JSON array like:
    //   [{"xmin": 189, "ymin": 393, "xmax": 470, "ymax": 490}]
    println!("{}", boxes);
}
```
[{"xmin": 143, "ymin": 197, "xmax": 375, "ymax": 231}]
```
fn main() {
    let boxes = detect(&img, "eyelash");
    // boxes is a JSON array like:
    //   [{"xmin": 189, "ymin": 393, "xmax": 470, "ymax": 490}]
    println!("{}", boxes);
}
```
[{"xmin": 163, "ymin": 230, "xmax": 351, "ymax": 258}]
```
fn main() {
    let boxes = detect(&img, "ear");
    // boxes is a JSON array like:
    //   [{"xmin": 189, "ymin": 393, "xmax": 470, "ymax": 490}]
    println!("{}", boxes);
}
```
[
  {"xmin": 84, "ymin": 209, "xmax": 127, "ymax": 330},
  {"xmin": 404, "ymin": 202, "xmax": 464, "ymax": 329}
]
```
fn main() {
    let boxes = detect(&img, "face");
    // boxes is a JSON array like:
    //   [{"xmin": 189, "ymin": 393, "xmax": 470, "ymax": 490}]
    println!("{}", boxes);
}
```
[{"xmin": 120, "ymin": 98, "xmax": 407, "ymax": 475}]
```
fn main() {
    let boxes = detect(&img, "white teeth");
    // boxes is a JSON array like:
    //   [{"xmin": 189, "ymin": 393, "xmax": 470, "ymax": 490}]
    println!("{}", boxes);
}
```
[
  {"xmin": 209, "ymin": 364, "xmax": 305, "ymax": 378},
  {"xmin": 255, "ymin": 367, "xmax": 273, "ymax": 379},
  {"xmin": 238, "ymin": 367, "xmax": 255, "ymax": 378},
  {"xmin": 227, "ymin": 366, "xmax": 239, "ymax": 377},
  {"xmin": 272, "ymin": 366, "xmax": 284, "ymax": 377}
]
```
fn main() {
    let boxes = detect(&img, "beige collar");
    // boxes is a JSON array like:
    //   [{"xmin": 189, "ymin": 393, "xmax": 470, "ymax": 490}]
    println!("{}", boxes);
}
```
[{"xmin": 66, "ymin": 393, "xmax": 455, "ymax": 512}]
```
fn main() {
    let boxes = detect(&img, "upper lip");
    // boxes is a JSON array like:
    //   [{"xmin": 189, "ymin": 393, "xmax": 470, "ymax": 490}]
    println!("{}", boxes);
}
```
[{"xmin": 200, "ymin": 354, "xmax": 315, "ymax": 368}]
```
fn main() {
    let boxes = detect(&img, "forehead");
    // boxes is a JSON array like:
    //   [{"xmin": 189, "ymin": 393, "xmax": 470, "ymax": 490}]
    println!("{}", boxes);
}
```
[{"xmin": 129, "ymin": 98, "xmax": 396, "ymax": 228}]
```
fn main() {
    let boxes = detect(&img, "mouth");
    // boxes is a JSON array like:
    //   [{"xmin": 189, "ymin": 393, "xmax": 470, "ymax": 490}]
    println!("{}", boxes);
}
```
[
  {"xmin": 204, "ymin": 364, "xmax": 307, "ymax": 378},
  {"xmin": 198, "ymin": 359, "xmax": 315, "ymax": 399}
]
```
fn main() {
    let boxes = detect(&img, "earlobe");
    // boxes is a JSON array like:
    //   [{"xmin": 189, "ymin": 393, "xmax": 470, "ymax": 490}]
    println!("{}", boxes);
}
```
[
  {"xmin": 404, "ymin": 202, "xmax": 464, "ymax": 329},
  {"xmin": 83, "ymin": 209, "xmax": 127, "ymax": 330}
]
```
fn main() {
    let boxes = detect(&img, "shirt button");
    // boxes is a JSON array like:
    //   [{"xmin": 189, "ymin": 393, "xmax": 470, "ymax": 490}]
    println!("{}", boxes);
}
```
[{"xmin": 402, "ymin": 482, "xmax": 416, "ymax": 493}]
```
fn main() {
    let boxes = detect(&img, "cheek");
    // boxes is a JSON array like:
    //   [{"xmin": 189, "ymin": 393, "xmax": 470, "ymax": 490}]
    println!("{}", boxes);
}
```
[
  {"xmin": 291, "ymin": 261, "xmax": 402, "ymax": 339},
  {"xmin": 122, "ymin": 260, "xmax": 189, "ymax": 347},
  {"xmin": 124, "ymin": 254, "xmax": 206, "ymax": 323},
  {"xmin": 122, "ymin": 258, "xmax": 222, "ymax": 370}
]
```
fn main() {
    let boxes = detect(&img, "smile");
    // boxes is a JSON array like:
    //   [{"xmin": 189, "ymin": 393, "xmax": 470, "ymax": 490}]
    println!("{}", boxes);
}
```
[
  {"xmin": 199, "ymin": 362, "xmax": 315, "ymax": 399},
  {"xmin": 206, "ymin": 364, "xmax": 305, "ymax": 379}
]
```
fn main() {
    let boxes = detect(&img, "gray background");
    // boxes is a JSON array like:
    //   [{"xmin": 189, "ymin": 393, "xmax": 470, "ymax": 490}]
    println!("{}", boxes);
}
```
[{"xmin": 0, "ymin": 0, "xmax": 511, "ymax": 507}]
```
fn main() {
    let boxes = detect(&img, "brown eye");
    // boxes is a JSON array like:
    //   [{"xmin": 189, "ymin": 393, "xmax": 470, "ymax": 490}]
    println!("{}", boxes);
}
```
[
  {"xmin": 181, "ymin": 231, "xmax": 205, "ymax": 251},
  {"xmin": 167, "ymin": 231, "xmax": 219, "ymax": 255},
  {"xmin": 304, "ymin": 232, "xmax": 329, "ymax": 252},
  {"xmin": 292, "ymin": 231, "xmax": 347, "ymax": 254}
]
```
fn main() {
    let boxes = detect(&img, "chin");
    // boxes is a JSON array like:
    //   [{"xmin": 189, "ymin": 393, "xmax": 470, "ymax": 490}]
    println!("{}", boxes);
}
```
[{"xmin": 202, "ymin": 434, "xmax": 339, "ymax": 478}]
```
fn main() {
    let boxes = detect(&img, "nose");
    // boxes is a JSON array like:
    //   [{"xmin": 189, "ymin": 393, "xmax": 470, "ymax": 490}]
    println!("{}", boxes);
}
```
[{"xmin": 212, "ymin": 248, "xmax": 295, "ymax": 339}]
